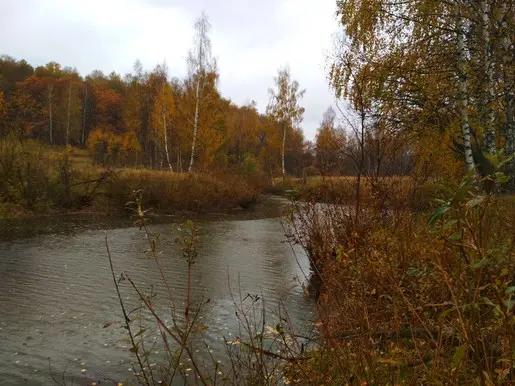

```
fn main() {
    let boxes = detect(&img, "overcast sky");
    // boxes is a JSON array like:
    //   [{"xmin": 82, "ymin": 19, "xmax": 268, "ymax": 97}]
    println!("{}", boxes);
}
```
[{"xmin": 0, "ymin": 0, "xmax": 339, "ymax": 140}]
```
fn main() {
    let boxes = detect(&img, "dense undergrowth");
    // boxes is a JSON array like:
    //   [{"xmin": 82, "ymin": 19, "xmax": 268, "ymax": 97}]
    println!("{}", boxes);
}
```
[
  {"xmin": 0, "ymin": 139, "xmax": 262, "ymax": 218},
  {"xmin": 284, "ymin": 160, "xmax": 515, "ymax": 384},
  {"xmin": 267, "ymin": 174, "xmax": 433, "ymax": 212}
]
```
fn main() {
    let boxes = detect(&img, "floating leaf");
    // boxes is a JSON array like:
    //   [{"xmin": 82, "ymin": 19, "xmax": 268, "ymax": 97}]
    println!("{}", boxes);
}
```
[{"xmin": 192, "ymin": 325, "xmax": 208, "ymax": 333}]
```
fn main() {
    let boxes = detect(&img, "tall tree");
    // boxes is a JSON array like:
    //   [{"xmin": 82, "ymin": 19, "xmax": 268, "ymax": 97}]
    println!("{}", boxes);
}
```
[
  {"xmin": 480, "ymin": 0, "xmax": 496, "ymax": 154},
  {"xmin": 331, "ymin": 0, "xmax": 514, "ymax": 181},
  {"xmin": 266, "ymin": 66, "xmax": 305, "ymax": 178},
  {"xmin": 187, "ymin": 11, "xmax": 217, "ymax": 172},
  {"xmin": 315, "ymin": 106, "xmax": 345, "ymax": 175},
  {"xmin": 150, "ymin": 63, "xmax": 175, "ymax": 171},
  {"xmin": 499, "ymin": 0, "xmax": 515, "ymax": 186},
  {"xmin": 456, "ymin": 2, "xmax": 475, "ymax": 172}
]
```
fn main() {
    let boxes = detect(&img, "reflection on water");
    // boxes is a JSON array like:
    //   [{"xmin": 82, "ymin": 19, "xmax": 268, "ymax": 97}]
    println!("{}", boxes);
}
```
[{"xmin": 0, "ymin": 198, "xmax": 315, "ymax": 385}]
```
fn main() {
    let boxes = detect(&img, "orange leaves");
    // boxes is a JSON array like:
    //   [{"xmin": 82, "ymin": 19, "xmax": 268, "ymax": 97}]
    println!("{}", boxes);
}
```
[
  {"xmin": 93, "ymin": 86, "xmax": 124, "ymax": 131},
  {"xmin": 6, "ymin": 89, "xmax": 46, "ymax": 137},
  {"xmin": 1, "ymin": 56, "xmax": 313, "ymax": 174},
  {"xmin": 87, "ymin": 128, "xmax": 140, "ymax": 165},
  {"xmin": 150, "ymin": 82, "xmax": 175, "ymax": 139},
  {"xmin": 315, "ymin": 108, "xmax": 346, "ymax": 175}
]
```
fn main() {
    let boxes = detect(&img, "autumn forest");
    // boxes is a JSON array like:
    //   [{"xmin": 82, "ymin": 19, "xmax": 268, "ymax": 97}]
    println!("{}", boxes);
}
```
[
  {"xmin": 0, "ymin": 17, "xmax": 317, "ymax": 181},
  {"xmin": 1, "ymin": 1, "xmax": 515, "ymax": 384},
  {"xmin": 0, "ymin": 56, "xmax": 308, "ymax": 176}
]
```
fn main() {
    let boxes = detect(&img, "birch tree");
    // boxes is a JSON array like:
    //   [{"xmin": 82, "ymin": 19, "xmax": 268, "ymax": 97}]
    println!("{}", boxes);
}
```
[
  {"xmin": 499, "ymin": 0, "xmax": 515, "ymax": 185},
  {"xmin": 266, "ymin": 66, "xmax": 305, "ymax": 178},
  {"xmin": 330, "ymin": 0, "xmax": 513, "ymax": 177},
  {"xmin": 150, "ymin": 64, "xmax": 174, "ymax": 172},
  {"xmin": 480, "ymin": 0, "xmax": 496, "ymax": 155},
  {"xmin": 187, "ymin": 12, "xmax": 216, "ymax": 172},
  {"xmin": 456, "ymin": 1, "xmax": 475, "ymax": 171}
]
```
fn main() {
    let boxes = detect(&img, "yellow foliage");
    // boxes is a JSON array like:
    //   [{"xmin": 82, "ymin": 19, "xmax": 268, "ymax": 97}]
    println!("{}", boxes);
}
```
[{"xmin": 87, "ymin": 128, "xmax": 141, "ymax": 165}]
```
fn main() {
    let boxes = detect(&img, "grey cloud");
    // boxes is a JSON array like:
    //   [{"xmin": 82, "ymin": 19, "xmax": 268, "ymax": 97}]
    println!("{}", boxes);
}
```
[
  {"xmin": 0, "ymin": 1, "xmax": 129, "ymax": 74},
  {"xmin": 0, "ymin": 0, "xmax": 339, "ymax": 140}
]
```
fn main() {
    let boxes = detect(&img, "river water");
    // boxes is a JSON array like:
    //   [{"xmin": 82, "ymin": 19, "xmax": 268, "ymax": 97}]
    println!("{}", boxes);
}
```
[{"xmin": 0, "ymin": 197, "xmax": 315, "ymax": 385}]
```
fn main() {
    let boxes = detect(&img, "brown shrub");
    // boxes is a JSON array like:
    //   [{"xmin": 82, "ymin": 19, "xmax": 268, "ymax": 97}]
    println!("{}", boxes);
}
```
[{"xmin": 285, "ymin": 174, "xmax": 515, "ymax": 385}]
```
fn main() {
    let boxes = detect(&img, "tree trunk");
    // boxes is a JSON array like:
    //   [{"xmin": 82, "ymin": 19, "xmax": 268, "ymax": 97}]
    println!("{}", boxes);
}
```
[
  {"xmin": 188, "ymin": 77, "xmax": 201, "ymax": 172},
  {"xmin": 82, "ymin": 82, "xmax": 87, "ymax": 146},
  {"xmin": 457, "ymin": 5, "xmax": 475, "ymax": 172},
  {"xmin": 281, "ymin": 122, "xmax": 286, "ymax": 179},
  {"xmin": 179, "ymin": 149, "xmax": 183, "ymax": 173},
  {"xmin": 66, "ymin": 81, "xmax": 72, "ymax": 146},
  {"xmin": 501, "ymin": 1, "xmax": 515, "ymax": 189},
  {"xmin": 356, "ymin": 109, "xmax": 365, "ymax": 221},
  {"xmin": 481, "ymin": 0, "xmax": 496, "ymax": 155},
  {"xmin": 162, "ymin": 83, "xmax": 173, "ymax": 172},
  {"xmin": 48, "ymin": 84, "xmax": 53, "ymax": 143},
  {"xmin": 163, "ymin": 113, "xmax": 173, "ymax": 172}
]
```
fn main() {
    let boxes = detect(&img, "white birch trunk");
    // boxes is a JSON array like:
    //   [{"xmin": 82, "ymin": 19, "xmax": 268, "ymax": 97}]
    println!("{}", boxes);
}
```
[
  {"xmin": 162, "ymin": 83, "xmax": 173, "ymax": 172},
  {"xmin": 188, "ymin": 76, "xmax": 201, "ymax": 172},
  {"xmin": 481, "ymin": 0, "xmax": 496, "ymax": 154},
  {"xmin": 457, "ymin": 4, "xmax": 475, "ymax": 172},
  {"xmin": 163, "ymin": 113, "xmax": 172, "ymax": 172},
  {"xmin": 501, "ymin": 2, "xmax": 514, "ymax": 158}
]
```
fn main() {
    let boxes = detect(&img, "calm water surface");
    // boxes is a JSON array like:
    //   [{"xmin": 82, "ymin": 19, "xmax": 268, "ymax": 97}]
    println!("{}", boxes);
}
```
[{"xmin": 0, "ymin": 197, "xmax": 315, "ymax": 385}]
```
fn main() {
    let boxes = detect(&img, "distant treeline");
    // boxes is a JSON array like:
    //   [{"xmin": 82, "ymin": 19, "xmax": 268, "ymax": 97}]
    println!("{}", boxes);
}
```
[
  {"xmin": 0, "ymin": 53, "xmax": 414, "ymax": 179},
  {"xmin": 0, "ymin": 55, "xmax": 311, "ymax": 176}
]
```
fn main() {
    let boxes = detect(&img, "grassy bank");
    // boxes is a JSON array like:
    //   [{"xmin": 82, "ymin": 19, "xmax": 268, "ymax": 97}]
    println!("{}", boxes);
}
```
[
  {"xmin": 268, "ymin": 174, "xmax": 433, "ymax": 211},
  {"xmin": 0, "ymin": 139, "xmax": 262, "ymax": 219}
]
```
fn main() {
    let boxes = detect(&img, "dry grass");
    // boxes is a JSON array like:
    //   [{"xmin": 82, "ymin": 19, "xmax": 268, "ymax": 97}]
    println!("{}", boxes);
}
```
[
  {"xmin": 271, "ymin": 175, "xmax": 431, "ymax": 211},
  {"xmin": 100, "ymin": 168, "xmax": 261, "ymax": 214},
  {"xmin": 0, "ymin": 140, "xmax": 262, "ymax": 217},
  {"xmin": 284, "ymin": 173, "xmax": 515, "ymax": 385}
]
